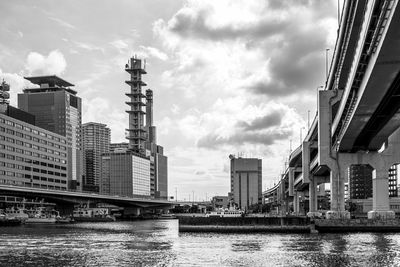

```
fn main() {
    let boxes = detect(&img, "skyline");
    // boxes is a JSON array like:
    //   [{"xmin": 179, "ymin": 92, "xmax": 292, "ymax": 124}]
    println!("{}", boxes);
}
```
[{"xmin": 0, "ymin": 0, "xmax": 339, "ymax": 200}]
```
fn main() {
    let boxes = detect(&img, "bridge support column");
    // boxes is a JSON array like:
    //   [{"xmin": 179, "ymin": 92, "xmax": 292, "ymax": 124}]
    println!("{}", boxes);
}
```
[
  {"xmin": 293, "ymin": 191, "xmax": 299, "ymax": 215},
  {"xmin": 326, "ymin": 166, "xmax": 350, "ymax": 219},
  {"xmin": 307, "ymin": 176, "xmax": 319, "ymax": 218},
  {"xmin": 368, "ymin": 168, "xmax": 395, "ymax": 219}
]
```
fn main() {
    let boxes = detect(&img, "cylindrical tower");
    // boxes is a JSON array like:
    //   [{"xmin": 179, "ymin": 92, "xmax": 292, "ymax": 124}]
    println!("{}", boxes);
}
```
[
  {"xmin": 125, "ymin": 57, "xmax": 147, "ymax": 154},
  {"xmin": 145, "ymin": 89, "xmax": 153, "ymax": 127}
]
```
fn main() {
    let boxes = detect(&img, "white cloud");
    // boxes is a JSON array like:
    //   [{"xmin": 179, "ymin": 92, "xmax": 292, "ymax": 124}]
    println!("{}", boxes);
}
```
[
  {"xmin": 73, "ymin": 41, "xmax": 105, "ymax": 53},
  {"xmin": 109, "ymin": 40, "xmax": 129, "ymax": 52},
  {"xmin": 25, "ymin": 50, "xmax": 67, "ymax": 76},
  {"xmin": 48, "ymin": 16, "xmax": 76, "ymax": 30},
  {"xmin": 139, "ymin": 46, "xmax": 169, "ymax": 61}
]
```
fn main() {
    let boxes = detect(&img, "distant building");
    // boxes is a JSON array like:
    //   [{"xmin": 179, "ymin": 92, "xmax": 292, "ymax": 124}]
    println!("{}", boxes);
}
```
[
  {"xmin": 82, "ymin": 122, "xmax": 110, "ymax": 192},
  {"xmin": 211, "ymin": 196, "xmax": 229, "ymax": 209},
  {"xmin": 349, "ymin": 164, "xmax": 373, "ymax": 199},
  {"xmin": 18, "ymin": 75, "xmax": 82, "ymax": 191},
  {"xmin": 229, "ymin": 155, "xmax": 262, "ymax": 210},
  {"xmin": 100, "ymin": 152, "xmax": 150, "ymax": 198},
  {"xmin": 389, "ymin": 164, "xmax": 398, "ymax": 197}
]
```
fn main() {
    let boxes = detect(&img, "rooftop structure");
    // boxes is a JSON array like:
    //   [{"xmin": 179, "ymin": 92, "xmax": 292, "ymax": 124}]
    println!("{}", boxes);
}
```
[{"xmin": 23, "ymin": 75, "xmax": 77, "ymax": 95}]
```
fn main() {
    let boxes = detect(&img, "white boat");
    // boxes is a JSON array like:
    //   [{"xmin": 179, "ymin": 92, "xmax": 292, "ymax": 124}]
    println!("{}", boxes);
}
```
[
  {"xmin": 25, "ymin": 207, "xmax": 60, "ymax": 224},
  {"xmin": 73, "ymin": 208, "xmax": 116, "ymax": 222},
  {"xmin": 205, "ymin": 208, "xmax": 244, "ymax": 218},
  {"xmin": 5, "ymin": 207, "xmax": 29, "ymax": 222}
]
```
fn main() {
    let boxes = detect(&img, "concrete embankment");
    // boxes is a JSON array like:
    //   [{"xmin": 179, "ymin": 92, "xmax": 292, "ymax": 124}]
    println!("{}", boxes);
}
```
[
  {"xmin": 178, "ymin": 216, "xmax": 311, "ymax": 233},
  {"xmin": 315, "ymin": 218, "xmax": 400, "ymax": 233},
  {"xmin": 179, "ymin": 216, "xmax": 400, "ymax": 233}
]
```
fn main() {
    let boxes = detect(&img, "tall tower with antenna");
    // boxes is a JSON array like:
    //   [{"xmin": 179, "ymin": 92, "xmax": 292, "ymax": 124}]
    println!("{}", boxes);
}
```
[{"xmin": 125, "ymin": 56, "xmax": 147, "ymax": 154}]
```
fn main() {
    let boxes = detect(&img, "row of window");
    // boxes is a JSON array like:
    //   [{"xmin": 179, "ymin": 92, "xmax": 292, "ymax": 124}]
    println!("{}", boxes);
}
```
[
  {"xmin": 0, "ymin": 170, "xmax": 67, "ymax": 182},
  {"xmin": 1, "ymin": 143, "xmax": 66, "ymax": 159},
  {"xmin": 0, "ymin": 128, "xmax": 67, "ymax": 151},
  {"xmin": 0, "ymin": 117, "xmax": 67, "ymax": 144},
  {"xmin": 0, "ymin": 179, "xmax": 67, "ymax": 190},
  {"xmin": 0, "ymin": 134, "xmax": 67, "ymax": 153},
  {"xmin": 0, "ymin": 162, "xmax": 67, "ymax": 177},
  {"xmin": 0, "ymin": 152, "xmax": 67, "ymax": 165}
]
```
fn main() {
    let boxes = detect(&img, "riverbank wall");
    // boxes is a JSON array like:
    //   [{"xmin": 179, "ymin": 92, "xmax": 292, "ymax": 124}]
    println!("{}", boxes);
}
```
[
  {"xmin": 314, "ymin": 218, "xmax": 400, "ymax": 233},
  {"xmin": 178, "ymin": 216, "xmax": 400, "ymax": 233},
  {"xmin": 178, "ymin": 216, "xmax": 311, "ymax": 233}
]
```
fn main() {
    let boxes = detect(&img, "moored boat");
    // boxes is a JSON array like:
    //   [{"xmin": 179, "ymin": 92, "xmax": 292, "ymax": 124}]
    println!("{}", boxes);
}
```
[
  {"xmin": 73, "ymin": 208, "xmax": 116, "ymax": 222},
  {"xmin": 205, "ymin": 208, "xmax": 244, "ymax": 218},
  {"xmin": 25, "ymin": 207, "xmax": 61, "ymax": 224}
]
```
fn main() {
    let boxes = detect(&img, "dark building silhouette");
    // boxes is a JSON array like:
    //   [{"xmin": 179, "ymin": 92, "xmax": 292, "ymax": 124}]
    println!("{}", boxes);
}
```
[{"xmin": 349, "ymin": 164, "xmax": 373, "ymax": 199}]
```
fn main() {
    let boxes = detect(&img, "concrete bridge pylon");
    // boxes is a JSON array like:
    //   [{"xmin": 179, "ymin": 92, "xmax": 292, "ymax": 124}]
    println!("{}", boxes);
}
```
[{"xmin": 315, "ymin": 90, "xmax": 397, "ymax": 219}]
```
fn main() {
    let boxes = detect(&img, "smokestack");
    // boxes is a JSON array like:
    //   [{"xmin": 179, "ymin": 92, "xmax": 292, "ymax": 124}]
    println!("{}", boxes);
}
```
[{"xmin": 146, "ymin": 89, "xmax": 153, "ymax": 127}]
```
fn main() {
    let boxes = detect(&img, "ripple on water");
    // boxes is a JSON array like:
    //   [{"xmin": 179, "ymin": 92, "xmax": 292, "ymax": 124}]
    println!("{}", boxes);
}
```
[{"xmin": 1, "ymin": 222, "xmax": 400, "ymax": 266}]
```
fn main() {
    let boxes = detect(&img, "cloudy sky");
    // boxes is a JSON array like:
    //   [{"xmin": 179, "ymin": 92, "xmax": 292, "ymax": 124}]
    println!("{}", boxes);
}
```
[{"xmin": 1, "ymin": 0, "xmax": 340, "ymax": 201}]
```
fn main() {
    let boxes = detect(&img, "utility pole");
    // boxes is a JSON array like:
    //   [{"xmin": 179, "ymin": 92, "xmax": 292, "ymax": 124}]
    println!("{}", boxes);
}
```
[{"xmin": 175, "ymin": 187, "xmax": 177, "ymax": 202}]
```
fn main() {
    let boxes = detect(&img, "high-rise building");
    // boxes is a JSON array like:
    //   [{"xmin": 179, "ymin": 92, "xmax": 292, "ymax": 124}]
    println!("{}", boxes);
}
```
[
  {"xmin": 82, "ymin": 122, "xmax": 110, "ymax": 192},
  {"xmin": 125, "ymin": 57, "xmax": 147, "ymax": 154},
  {"xmin": 229, "ymin": 155, "xmax": 262, "ymax": 210},
  {"xmin": 18, "ymin": 75, "xmax": 83, "ymax": 191},
  {"xmin": 348, "ymin": 165, "xmax": 373, "ymax": 199}
]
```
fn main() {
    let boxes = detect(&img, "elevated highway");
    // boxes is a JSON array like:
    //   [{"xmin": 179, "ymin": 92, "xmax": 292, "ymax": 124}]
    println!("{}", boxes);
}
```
[
  {"xmin": 264, "ymin": 0, "xmax": 400, "ymax": 219},
  {"xmin": 0, "ymin": 185, "xmax": 172, "ymax": 210}
]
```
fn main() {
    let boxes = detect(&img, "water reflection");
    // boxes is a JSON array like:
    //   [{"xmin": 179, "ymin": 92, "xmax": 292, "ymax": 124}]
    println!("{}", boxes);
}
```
[
  {"xmin": 231, "ymin": 240, "xmax": 262, "ymax": 252},
  {"xmin": 1, "ymin": 222, "xmax": 400, "ymax": 266}
]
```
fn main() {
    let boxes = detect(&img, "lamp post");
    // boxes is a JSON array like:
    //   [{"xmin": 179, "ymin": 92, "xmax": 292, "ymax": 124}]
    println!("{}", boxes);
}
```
[
  {"xmin": 300, "ymin": 127, "xmax": 305, "ymax": 145},
  {"xmin": 325, "ymin": 48, "xmax": 330, "ymax": 82}
]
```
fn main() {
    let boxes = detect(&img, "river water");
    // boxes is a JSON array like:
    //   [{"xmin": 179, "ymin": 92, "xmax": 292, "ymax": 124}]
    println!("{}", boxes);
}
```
[{"xmin": 0, "ymin": 220, "xmax": 399, "ymax": 266}]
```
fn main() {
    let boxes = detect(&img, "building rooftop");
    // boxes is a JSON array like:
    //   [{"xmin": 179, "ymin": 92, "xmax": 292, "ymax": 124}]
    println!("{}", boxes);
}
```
[
  {"xmin": 23, "ymin": 75, "xmax": 77, "ymax": 95},
  {"xmin": 25, "ymin": 75, "xmax": 75, "ymax": 87}
]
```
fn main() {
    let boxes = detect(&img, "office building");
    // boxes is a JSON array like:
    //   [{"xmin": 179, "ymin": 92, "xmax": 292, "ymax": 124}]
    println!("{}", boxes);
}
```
[
  {"xmin": 211, "ymin": 196, "xmax": 229, "ymax": 209},
  {"xmin": 18, "ymin": 75, "xmax": 83, "ymax": 191},
  {"xmin": 82, "ymin": 122, "xmax": 110, "ymax": 192},
  {"xmin": 100, "ymin": 152, "xmax": 150, "ymax": 198},
  {"xmin": 0, "ymin": 107, "xmax": 68, "ymax": 191},
  {"xmin": 229, "ymin": 155, "xmax": 262, "ymax": 210}
]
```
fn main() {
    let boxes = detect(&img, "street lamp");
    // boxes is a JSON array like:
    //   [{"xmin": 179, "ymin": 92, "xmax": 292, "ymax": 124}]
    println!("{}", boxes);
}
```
[
  {"xmin": 325, "ymin": 48, "xmax": 330, "ymax": 82},
  {"xmin": 300, "ymin": 127, "xmax": 305, "ymax": 145}
]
